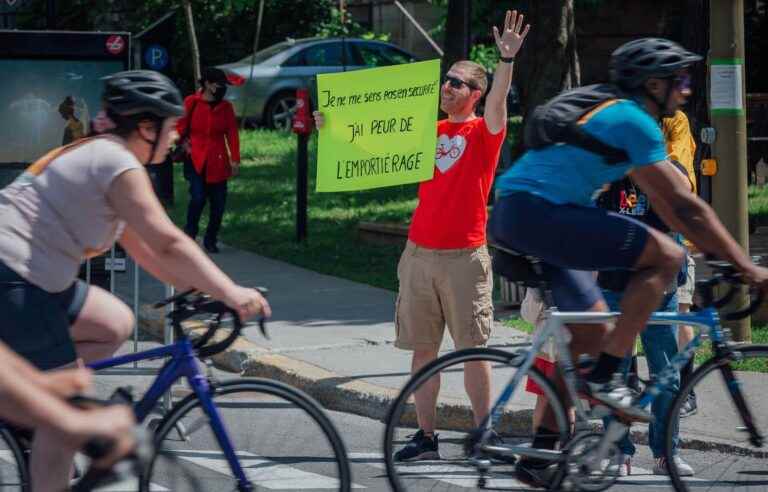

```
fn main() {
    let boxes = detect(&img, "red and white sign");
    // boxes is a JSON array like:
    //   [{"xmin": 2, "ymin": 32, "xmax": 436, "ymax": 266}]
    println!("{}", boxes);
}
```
[{"xmin": 105, "ymin": 35, "xmax": 126, "ymax": 55}]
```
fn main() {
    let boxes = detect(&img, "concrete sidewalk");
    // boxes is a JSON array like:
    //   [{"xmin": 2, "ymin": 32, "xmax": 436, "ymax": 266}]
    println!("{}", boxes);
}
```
[{"xmin": 120, "ymin": 242, "xmax": 768, "ymax": 457}]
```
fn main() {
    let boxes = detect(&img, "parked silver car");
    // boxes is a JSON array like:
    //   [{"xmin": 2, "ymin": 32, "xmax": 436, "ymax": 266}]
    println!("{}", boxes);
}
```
[{"xmin": 218, "ymin": 37, "xmax": 417, "ymax": 130}]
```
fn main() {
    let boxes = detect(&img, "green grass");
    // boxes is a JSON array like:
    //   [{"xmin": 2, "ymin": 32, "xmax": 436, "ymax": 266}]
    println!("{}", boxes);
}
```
[
  {"xmin": 749, "ymin": 185, "xmax": 768, "ymax": 224},
  {"xmin": 169, "ymin": 117, "xmax": 521, "ymax": 292},
  {"xmin": 503, "ymin": 315, "xmax": 535, "ymax": 334},
  {"xmin": 501, "ymin": 315, "xmax": 768, "ymax": 373},
  {"xmin": 168, "ymin": 129, "xmax": 417, "ymax": 291}
]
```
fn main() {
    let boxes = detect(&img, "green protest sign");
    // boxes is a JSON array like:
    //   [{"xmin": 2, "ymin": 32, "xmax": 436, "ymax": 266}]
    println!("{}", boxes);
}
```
[{"xmin": 316, "ymin": 59, "xmax": 440, "ymax": 192}]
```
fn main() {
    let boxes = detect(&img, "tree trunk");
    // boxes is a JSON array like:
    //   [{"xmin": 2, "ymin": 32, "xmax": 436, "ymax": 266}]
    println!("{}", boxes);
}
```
[
  {"xmin": 182, "ymin": 0, "xmax": 201, "ymax": 89},
  {"xmin": 443, "ymin": 0, "xmax": 471, "ymax": 71},
  {"xmin": 513, "ymin": 0, "xmax": 580, "ymax": 156}
]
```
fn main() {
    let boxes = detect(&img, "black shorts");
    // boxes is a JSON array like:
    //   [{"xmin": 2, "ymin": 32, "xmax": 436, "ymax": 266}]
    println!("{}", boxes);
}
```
[
  {"xmin": 489, "ymin": 192, "xmax": 650, "ymax": 311},
  {"xmin": 0, "ymin": 260, "xmax": 88, "ymax": 369}
]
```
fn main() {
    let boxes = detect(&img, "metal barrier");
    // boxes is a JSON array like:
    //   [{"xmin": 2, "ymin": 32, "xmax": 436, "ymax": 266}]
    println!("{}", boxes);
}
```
[
  {"xmin": 498, "ymin": 275, "xmax": 525, "ymax": 306},
  {"xmin": 84, "ymin": 247, "xmax": 175, "ymax": 412}
]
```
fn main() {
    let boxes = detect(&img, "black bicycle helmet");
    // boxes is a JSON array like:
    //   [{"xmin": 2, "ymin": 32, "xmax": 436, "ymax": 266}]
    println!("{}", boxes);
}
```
[
  {"xmin": 609, "ymin": 38, "xmax": 702, "ymax": 89},
  {"xmin": 102, "ymin": 70, "xmax": 184, "ymax": 118}
]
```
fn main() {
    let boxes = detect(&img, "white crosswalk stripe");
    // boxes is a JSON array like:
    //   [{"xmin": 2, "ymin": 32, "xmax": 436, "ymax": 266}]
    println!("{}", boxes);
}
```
[
  {"xmin": 166, "ymin": 449, "xmax": 364, "ymax": 489},
  {"xmin": 86, "ymin": 477, "xmax": 169, "ymax": 491},
  {"xmin": 351, "ymin": 452, "xmax": 704, "ymax": 488},
  {"xmin": 350, "ymin": 452, "xmax": 522, "ymax": 488}
]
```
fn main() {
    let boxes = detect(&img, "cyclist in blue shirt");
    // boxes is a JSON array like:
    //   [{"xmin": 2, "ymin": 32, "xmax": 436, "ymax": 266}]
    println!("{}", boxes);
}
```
[{"xmin": 489, "ymin": 38, "xmax": 768, "ymax": 487}]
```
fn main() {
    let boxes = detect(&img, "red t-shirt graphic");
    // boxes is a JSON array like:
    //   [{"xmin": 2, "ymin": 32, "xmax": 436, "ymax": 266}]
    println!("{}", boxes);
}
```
[{"xmin": 408, "ymin": 118, "xmax": 506, "ymax": 249}]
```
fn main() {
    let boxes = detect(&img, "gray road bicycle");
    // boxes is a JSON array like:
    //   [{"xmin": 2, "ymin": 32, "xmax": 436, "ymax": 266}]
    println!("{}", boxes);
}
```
[{"xmin": 384, "ymin": 250, "xmax": 767, "ymax": 492}]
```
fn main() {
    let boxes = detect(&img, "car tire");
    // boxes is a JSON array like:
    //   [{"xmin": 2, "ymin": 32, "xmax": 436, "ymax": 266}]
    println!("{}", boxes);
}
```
[{"xmin": 265, "ymin": 91, "xmax": 298, "ymax": 131}]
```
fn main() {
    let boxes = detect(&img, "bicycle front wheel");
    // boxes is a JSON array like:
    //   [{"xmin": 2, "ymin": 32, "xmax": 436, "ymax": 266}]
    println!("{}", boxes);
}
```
[
  {"xmin": 664, "ymin": 344, "xmax": 768, "ymax": 492},
  {"xmin": 0, "ymin": 426, "xmax": 27, "ymax": 491},
  {"xmin": 145, "ymin": 379, "xmax": 351, "ymax": 492},
  {"xmin": 384, "ymin": 347, "xmax": 571, "ymax": 491}
]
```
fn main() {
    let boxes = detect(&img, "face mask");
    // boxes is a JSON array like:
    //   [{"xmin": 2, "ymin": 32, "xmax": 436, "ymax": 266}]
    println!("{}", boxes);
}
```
[{"xmin": 212, "ymin": 85, "xmax": 228, "ymax": 101}]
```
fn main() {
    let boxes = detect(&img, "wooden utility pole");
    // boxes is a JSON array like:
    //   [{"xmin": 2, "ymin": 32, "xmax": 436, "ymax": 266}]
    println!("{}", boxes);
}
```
[
  {"xmin": 710, "ymin": 0, "xmax": 751, "ymax": 341},
  {"xmin": 182, "ymin": 0, "xmax": 201, "ymax": 88}
]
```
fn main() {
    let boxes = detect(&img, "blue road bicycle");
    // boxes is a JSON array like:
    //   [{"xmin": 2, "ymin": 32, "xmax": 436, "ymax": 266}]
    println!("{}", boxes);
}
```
[
  {"xmin": 384, "ymin": 251, "xmax": 767, "ymax": 492},
  {"xmin": 87, "ymin": 289, "xmax": 351, "ymax": 492}
]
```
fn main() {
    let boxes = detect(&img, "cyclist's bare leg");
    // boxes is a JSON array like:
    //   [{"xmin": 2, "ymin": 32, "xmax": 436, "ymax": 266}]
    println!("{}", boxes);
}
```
[
  {"xmin": 677, "ymin": 303, "xmax": 694, "ymax": 348},
  {"xmin": 29, "ymin": 427, "xmax": 77, "ymax": 492},
  {"xmin": 464, "ymin": 359, "xmax": 491, "ymax": 426},
  {"xmin": 603, "ymin": 228, "xmax": 683, "ymax": 358},
  {"xmin": 69, "ymin": 286, "xmax": 134, "ymax": 363},
  {"xmin": 412, "ymin": 347, "xmax": 440, "ymax": 434}
]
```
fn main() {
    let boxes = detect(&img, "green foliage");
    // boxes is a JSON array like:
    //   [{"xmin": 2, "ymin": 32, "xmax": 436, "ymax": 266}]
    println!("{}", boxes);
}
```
[
  {"xmin": 314, "ymin": 7, "xmax": 389, "ymax": 42},
  {"xmin": 749, "ymin": 185, "xmax": 768, "ymax": 225},
  {"xmin": 469, "ymin": 43, "xmax": 499, "ymax": 72}
]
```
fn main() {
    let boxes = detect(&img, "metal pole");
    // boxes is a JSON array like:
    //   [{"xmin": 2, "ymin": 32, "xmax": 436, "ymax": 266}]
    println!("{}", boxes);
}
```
[
  {"xmin": 393, "ymin": 0, "xmax": 444, "ymax": 57},
  {"xmin": 710, "ymin": 0, "xmax": 750, "ymax": 341},
  {"xmin": 296, "ymin": 133, "xmax": 309, "ymax": 242},
  {"xmin": 240, "ymin": 0, "xmax": 266, "ymax": 130}
]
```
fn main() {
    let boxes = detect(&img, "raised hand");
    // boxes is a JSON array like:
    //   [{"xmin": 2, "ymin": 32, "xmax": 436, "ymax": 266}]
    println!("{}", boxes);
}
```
[{"xmin": 492, "ymin": 10, "xmax": 531, "ymax": 59}]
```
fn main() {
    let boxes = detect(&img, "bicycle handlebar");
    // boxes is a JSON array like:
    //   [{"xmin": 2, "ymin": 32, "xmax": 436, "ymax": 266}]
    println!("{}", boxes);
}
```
[
  {"xmin": 153, "ymin": 288, "xmax": 269, "ymax": 358},
  {"xmin": 697, "ymin": 259, "xmax": 765, "ymax": 321}
]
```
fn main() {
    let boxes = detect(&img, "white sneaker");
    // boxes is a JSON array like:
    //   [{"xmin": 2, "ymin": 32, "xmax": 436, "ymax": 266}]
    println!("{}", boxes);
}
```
[
  {"xmin": 603, "ymin": 453, "xmax": 631, "ymax": 476},
  {"xmin": 654, "ymin": 456, "xmax": 695, "ymax": 477},
  {"xmin": 583, "ymin": 378, "xmax": 652, "ymax": 423}
]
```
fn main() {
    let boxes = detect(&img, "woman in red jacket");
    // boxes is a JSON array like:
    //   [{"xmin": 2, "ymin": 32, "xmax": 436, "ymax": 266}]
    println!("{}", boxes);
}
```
[{"xmin": 177, "ymin": 67, "xmax": 240, "ymax": 253}]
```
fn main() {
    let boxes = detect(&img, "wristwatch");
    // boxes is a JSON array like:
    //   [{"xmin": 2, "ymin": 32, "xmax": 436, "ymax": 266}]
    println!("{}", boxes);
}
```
[{"xmin": 500, "ymin": 56, "xmax": 515, "ymax": 63}]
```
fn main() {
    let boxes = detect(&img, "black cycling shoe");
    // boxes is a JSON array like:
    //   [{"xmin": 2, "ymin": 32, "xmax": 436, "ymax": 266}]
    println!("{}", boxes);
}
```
[
  {"xmin": 463, "ymin": 429, "xmax": 517, "ymax": 464},
  {"xmin": 393, "ymin": 430, "xmax": 440, "ymax": 461},
  {"xmin": 515, "ymin": 458, "xmax": 556, "ymax": 489}
]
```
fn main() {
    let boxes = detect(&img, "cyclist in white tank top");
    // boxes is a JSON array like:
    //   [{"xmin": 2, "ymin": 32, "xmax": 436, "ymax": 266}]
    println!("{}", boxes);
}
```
[{"xmin": 0, "ymin": 70, "xmax": 271, "ymax": 492}]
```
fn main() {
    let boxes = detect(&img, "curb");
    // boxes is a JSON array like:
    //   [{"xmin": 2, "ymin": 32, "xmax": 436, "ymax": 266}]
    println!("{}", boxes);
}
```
[
  {"xmin": 138, "ymin": 305, "xmax": 767, "ymax": 458},
  {"xmin": 138, "ymin": 305, "xmax": 532, "ymax": 431}
]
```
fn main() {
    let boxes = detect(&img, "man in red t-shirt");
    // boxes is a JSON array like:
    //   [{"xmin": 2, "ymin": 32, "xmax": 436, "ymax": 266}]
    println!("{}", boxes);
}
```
[{"xmin": 315, "ymin": 11, "xmax": 530, "ymax": 462}]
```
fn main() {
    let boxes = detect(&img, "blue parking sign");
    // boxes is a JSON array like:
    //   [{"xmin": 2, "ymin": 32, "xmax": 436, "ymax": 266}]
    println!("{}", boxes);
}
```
[{"xmin": 144, "ymin": 44, "xmax": 169, "ymax": 70}]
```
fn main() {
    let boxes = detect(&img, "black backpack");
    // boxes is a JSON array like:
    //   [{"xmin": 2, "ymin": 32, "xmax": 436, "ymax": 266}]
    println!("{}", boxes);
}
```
[{"xmin": 523, "ymin": 84, "xmax": 630, "ymax": 164}]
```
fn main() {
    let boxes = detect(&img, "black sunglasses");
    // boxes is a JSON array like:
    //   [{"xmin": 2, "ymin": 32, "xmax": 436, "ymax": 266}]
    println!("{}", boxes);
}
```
[{"xmin": 444, "ymin": 75, "xmax": 479, "ymax": 91}]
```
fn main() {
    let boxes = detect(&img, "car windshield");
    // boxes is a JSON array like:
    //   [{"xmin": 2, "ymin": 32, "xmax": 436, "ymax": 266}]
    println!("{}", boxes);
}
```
[{"xmin": 237, "ymin": 40, "xmax": 298, "ymax": 65}]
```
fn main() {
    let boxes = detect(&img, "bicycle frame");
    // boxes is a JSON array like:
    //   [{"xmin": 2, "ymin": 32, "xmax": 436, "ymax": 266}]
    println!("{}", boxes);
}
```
[
  {"xmin": 483, "ymin": 304, "xmax": 763, "ymax": 458},
  {"xmin": 88, "ymin": 338, "xmax": 255, "ymax": 490}
]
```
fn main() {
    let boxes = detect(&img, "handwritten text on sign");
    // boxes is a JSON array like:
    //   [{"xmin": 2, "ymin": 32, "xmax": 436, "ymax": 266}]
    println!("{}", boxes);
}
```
[{"xmin": 316, "ymin": 59, "xmax": 440, "ymax": 192}]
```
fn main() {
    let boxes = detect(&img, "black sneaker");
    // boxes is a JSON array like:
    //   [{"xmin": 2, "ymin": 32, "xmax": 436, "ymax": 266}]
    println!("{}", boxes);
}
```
[
  {"xmin": 204, "ymin": 241, "xmax": 220, "ymax": 254},
  {"xmin": 394, "ymin": 430, "xmax": 440, "ymax": 462},
  {"xmin": 515, "ymin": 459, "xmax": 556, "ymax": 489},
  {"xmin": 464, "ymin": 429, "xmax": 516, "ymax": 464},
  {"xmin": 679, "ymin": 392, "xmax": 698, "ymax": 418}
]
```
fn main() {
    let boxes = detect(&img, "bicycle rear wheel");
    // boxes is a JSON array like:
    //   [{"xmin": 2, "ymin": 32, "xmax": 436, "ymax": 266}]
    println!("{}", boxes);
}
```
[
  {"xmin": 145, "ymin": 379, "xmax": 351, "ymax": 491},
  {"xmin": 664, "ymin": 344, "xmax": 768, "ymax": 492},
  {"xmin": 384, "ymin": 347, "xmax": 571, "ymax": 491},
  {"xmin": 0, "ymin": 426, "xmax": 27, "ymax": 491}
]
